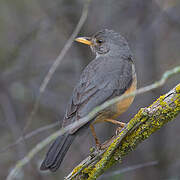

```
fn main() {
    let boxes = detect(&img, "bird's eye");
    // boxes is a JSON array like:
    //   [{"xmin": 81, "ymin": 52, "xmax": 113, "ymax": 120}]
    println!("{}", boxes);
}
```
[{"xmin": 96, "ymin": 39, "xmax": 103, "ymax": 44}]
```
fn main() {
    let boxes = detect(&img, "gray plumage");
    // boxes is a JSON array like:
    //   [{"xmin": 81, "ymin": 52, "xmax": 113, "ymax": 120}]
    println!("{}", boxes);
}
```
[{"xmin": 40, "ymin": 29, "xmax": 135, "ymax": 172}]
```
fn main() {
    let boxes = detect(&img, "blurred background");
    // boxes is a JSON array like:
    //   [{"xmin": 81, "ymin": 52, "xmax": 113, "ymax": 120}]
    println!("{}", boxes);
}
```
[{"xmin": 0, "ymin": 0, "xmax": 180, "ymax": 179}]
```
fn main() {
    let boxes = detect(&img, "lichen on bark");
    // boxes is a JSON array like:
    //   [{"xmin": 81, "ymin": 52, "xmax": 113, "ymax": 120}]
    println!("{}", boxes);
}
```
[{"xmin": 66, "ymin": 84, "xmax": 180, "ymax": 180}]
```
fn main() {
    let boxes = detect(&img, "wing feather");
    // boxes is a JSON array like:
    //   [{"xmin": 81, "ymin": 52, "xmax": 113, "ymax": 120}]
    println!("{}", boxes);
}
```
[{"xmin": 63, "ymin": 56, "xmax": 133, "ymax": 133}]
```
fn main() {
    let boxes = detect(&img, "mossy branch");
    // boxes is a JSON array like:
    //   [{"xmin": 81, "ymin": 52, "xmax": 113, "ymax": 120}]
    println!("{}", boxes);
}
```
[
  {"xmin": 66, "ymin": 83, "xmax": 180, "ymax": 180},
  {"xmin": 6, "ymin": 66, "xmax": 180, "ymax": 180}
]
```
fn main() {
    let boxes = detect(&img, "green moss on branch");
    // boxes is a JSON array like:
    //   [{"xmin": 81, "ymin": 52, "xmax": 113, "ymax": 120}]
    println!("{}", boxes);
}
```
[{"xmin": 66, "ymin": 84, "xmax": 180, "ymax": 180}]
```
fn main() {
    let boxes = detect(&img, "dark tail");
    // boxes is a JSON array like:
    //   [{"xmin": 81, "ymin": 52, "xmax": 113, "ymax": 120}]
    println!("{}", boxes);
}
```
[{"xmin": 40, "ymin": 133, "xmax": 76, "ymax": 172}]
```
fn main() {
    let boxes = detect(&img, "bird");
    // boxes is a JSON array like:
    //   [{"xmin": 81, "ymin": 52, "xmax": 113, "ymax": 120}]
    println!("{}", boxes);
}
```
[{"xmin": 40, "ymin": 29, "xmax": 137, "ymax": 172}]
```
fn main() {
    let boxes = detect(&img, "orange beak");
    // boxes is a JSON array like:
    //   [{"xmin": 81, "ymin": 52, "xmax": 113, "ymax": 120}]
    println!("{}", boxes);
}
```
[{"xmin": 75, "ymin": 37, "xmax": 92, "ymax": 46}]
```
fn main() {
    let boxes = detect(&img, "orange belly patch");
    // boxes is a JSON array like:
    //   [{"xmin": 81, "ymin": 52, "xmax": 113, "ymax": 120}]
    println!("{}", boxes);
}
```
[
  {"xmin": 112, "ymin": 77, "xmax": 137, "ymax": 119},
  {"xmin": 93, "ymin": 76, "xmax": 137, "ymax": 124}
]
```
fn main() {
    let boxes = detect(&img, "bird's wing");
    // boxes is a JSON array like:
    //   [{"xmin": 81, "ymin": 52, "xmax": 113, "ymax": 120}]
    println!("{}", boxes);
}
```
[{"xmin": 63, "ymin": 57, "xmax": 133, "ymax": 133}]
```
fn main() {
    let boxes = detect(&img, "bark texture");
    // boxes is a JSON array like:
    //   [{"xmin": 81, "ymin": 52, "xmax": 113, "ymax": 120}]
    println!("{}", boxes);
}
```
[{"xmin": 66, "ymin": 83, "xmax": 180, "ymax": 180}]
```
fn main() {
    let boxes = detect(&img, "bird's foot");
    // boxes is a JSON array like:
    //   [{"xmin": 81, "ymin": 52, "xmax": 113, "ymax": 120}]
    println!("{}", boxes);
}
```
[{"xmin": 115, "ymin": 123, "xmax": 127, "ymax": 135}]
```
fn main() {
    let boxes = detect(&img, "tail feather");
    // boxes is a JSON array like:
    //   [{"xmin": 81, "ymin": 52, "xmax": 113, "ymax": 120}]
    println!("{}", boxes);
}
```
[
  {"xmin": 45, "ymin": 134, "xmax": 68, "ymax": 167},
  {"xmin": 40, "ymin": 133, "xmax": 75, "ymax": 172}
]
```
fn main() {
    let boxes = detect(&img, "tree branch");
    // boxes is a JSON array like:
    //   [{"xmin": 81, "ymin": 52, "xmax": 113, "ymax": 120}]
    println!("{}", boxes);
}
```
[
  {"xmin": 0, "ymin": 121, "xmax": 58, "ymax": 153},
  {"xmin": 23, "ymin": 0, "xmax": 91, "ymax": 132},
  {"xmin": 66, "ymin": 83, "xmax": 180, "ymax": 180},
  {"xmin": 6, "ymin": 66, "xmax": 180, "ymax": 180},
  {"xmin": 99, "ymin": 160, "xmax": 158, "ymax": 179}
]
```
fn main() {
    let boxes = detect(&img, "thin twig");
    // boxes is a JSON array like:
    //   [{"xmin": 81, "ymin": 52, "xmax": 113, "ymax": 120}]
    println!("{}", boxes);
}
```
[
  {"xmin": 99, "ymin": 161, "xmax": 158, "ymax": 179},
  {"xmin": 23, "ymin": 0, "xmax": 91, "ymax": 132},
  {"xmin": 0, "ymin": 88, "xmax": 27, "ymax": 158},
  {"xmin": 0, "ymin": 121, "xmax": 58, "ymax": 153},
  {"xmin": 6, "ymin": 66, "xmax": 180, "ymax": 180}
]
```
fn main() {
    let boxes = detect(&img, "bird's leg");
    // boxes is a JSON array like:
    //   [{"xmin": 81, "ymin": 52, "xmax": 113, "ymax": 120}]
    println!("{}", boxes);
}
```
[
  {"xmin": 90, "ymin": 124, "xmax": 101, "ymax": 149},
  {"xmin": 90, "ymin": 119, "xmax": 126, "ymax": 148},
  {"xmin": 103, "ymin": 119, "xmax": 126, "ymax": 135},
  {"xmin": 103, "ymin": 118, "xmax": 126, "ymax": 127}
]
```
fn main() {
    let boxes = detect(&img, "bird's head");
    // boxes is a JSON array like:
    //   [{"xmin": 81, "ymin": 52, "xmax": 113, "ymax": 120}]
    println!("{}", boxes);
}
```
[{"xmin": 75, "ymin": 29, "xmax": 130, "ymax": 57}]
